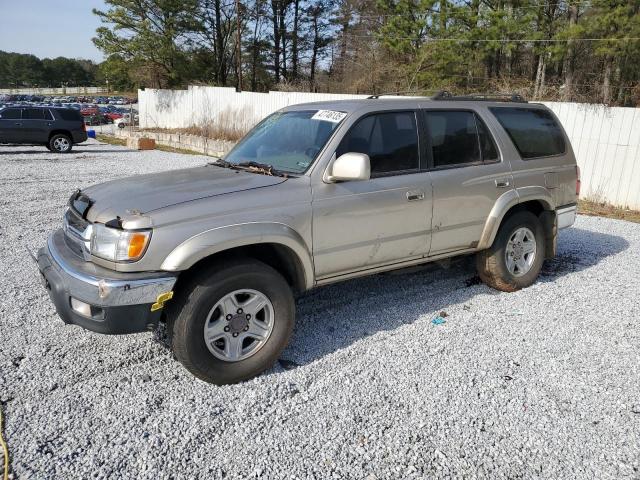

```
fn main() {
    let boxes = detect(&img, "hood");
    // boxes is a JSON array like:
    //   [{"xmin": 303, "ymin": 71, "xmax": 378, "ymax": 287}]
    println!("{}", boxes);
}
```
[{"xmin": 83, "ymin": 165, "xmax": 287, "ymax": 225}]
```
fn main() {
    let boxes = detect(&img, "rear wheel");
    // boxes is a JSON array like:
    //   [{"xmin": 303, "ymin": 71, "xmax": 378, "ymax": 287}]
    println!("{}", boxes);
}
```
[
  {"xmin": 49, "ymin": 134, "xmax": 72, "ymax": 153},
  {"xmin": 168, "ymin": 259, "xmax": 295, "ymax": 384},
  {"xmin": 476, "ymin": 211, "xmax": 545, "ymax": 292}
]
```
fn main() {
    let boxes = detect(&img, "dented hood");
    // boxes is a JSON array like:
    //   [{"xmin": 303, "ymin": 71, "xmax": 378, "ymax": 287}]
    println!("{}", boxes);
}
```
[{"xmin": 83, "ymin": 165, "xmax": 286, "ymax": 224}]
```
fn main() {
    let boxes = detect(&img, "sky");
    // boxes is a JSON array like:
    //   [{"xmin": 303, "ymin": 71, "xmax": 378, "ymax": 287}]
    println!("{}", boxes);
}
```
[{"xmin": 0, "ymin": 0, "xmax": 108, "ymax": 62}]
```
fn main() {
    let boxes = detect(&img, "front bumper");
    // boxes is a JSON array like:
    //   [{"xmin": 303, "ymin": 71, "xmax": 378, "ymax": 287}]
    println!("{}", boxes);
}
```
[{"xmin": 36, "ymin": 229, "xmax": 177, "ymax": 334}]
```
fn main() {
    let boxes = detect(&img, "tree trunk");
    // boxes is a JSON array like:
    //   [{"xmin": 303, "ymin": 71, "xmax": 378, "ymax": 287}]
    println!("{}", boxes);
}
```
[
  {"xmin": 271, "ymin": 0, "xmax": 280, "ymax": 83},
  {"xmin": 279, "ymin": 1, "xmax": 287, "ymax": 81},
  {"xmin": 292, "ymin": 0, "xmax": 299, "ymax": 80},
  {"xmin": 214, "ymin": 0, "xmax": 226, "ymax": 85},
  {"xmin": 440, "ymin": 0, "xmax": 447, "ymax": 32},
  {"xmin": 534, "ymin": 53, "xmax": 546, "ymax": 99},
  {"xmin": 235, "ymin": 0, "xmax": 243, "ymax": 91},
  {"xmin": 310, "ymin": 9, "xmax": 319, "ymax": 89},
  {"xmin": 250, "ymin": 5, "xmax": 260, "ymax": 91},
  {"xmin": 337, "ymin": 18, "xmax": 348, "ymax": 80},
  {"xmin": 602, "ymin": 56, "xmax": 613, "ymax": 105},
  {"xmin": 562, "ymin": 2, "xmax": 578, "ymax": 101}
]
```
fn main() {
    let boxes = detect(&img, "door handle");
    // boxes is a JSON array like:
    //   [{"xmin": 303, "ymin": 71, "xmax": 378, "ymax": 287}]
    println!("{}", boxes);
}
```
[
  {"xmin": 14, "ymin": 122, "xmax": 22, "ymax": 126},
  {"xmin": 495, "ymin": 179, "xmax": 511, "ymax": 188},
  {"xmin": 406, "ymin": 191, "xmax": 425, "ymax": 201}
]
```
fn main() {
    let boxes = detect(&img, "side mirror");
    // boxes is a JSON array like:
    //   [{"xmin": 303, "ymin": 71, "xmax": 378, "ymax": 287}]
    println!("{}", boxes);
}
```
[{"xmin": 326, "ymin": 152, "xmax": 371, "ymax": 182}]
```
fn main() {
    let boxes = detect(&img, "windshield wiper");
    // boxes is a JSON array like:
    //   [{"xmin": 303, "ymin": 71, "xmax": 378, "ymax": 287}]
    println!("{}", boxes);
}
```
[
  {"xmin": 235, "ymin": 161, "xmax": 291, "ymax": 177},
  {"xmin": 207, "ymin": 158, "xmax": 232, "ymax": 168},
  {"xmin": 208, "ymin": 158, "xmax": 291, "ymax": 177}
]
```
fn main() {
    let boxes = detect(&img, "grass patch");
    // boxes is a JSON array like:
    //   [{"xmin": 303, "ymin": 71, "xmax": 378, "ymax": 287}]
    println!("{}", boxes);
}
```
[
  {"xmin": 578, "ymin": 199, "xmax": 640, "ymax": 224},
  {"xmin": 96, "ymin": 134, "xmax": 126, "ymax": 146},
  {"xmin": 154, "ymin": 143, "xmax": 211, "ymax": 157}
]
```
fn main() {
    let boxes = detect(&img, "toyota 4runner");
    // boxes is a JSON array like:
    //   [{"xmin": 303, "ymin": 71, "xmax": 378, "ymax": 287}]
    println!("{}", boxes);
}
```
[{"xmin": 36, "ymin": 94, "xmax": 579, "ymax": 384}]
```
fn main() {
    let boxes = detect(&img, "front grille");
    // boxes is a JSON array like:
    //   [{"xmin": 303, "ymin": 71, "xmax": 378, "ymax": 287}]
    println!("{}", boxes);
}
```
[
  {"xmin": 64, "ymin": 232, "xmax": 85, "ymax": 258},
  {"xmin": 65, "ymin": 207, "xmax": 89, "ymax": 233},
  {"xmin": 63, "ymin": 208, "xmax": 91, "ymax": 259}
]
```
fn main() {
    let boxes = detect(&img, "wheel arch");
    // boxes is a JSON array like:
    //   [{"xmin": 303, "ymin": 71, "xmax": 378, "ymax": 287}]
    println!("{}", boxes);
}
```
[
  {"xmin": 478, "ymin": 187, "xmax": 556, "ymax": 251},
  {"xmin": 49, "ymin": 129, "xmax": 73, "ymax": 141},
  {"xmin": 162, "ymin": 222, "xmax": 314, "ymax": 294}
]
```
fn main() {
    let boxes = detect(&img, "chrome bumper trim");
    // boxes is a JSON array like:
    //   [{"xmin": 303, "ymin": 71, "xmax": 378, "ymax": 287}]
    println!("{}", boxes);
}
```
[
  {"xmin": 556, "ymin": 204, "xmax": 577, "ymax": 230},
  {"xmin": 42, "ymin": 229, "xmax": 177, "ymax": 307}
]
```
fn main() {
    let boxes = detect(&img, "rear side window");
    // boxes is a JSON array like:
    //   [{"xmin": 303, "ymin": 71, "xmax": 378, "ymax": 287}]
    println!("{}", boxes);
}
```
[
  {"xmin": 0, "ymin": 108, "xmax": 21, "ymax": 119},
  {"xmin": 23, "ymin": 108, "xmax": 53, "ymax": 120},
  {"xmin": 490, "ymin": 107, "xmax": 565, "ymax": 158},
  {"xmin": 337, "ymin": 111, "xmax": 419, "ymax": 175},
  {"xmin": 425, "ymin": 111, "xmax": 481, "ymax": 167},
  {"xmin": 56, "ymin": 109, "xmax": 82, "ymax": 121}
]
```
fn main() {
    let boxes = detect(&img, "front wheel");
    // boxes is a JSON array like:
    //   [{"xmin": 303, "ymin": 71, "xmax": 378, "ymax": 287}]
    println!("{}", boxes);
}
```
[
  {"xmin": 169, "ymin": 259, "xmax": 295, "ymax": 385},
  {"xmin": 476, "ymin": 211, "xmax": 545, "ymax": 292}
]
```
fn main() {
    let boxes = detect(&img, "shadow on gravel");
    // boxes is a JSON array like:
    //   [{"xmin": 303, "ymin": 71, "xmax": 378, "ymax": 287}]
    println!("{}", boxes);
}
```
[
  {"xmin": 280, "ymin": 226, "xmax": 629, "ymax": 369},
  {"xmin": 539, "ymin": 227, "xmax": 629, "ymax": 281}
]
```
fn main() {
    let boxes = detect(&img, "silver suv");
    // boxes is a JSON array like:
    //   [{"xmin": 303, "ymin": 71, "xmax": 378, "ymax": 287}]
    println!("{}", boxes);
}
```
[{"xmin": 36, "ymin": 94, "xmax": 579, "ymax": 384}]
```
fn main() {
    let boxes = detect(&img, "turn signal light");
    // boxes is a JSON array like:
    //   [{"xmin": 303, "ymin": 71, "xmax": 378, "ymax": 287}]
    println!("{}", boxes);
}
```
[{"xmin": 128, "ymin": 232, "xmax": 150, "ymax": 259}]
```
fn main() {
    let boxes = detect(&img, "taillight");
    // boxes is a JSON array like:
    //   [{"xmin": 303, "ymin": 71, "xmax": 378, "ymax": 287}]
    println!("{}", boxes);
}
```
[{"xmin": 576, "ymin": 165, "xmax": 581, "ymax": 196}]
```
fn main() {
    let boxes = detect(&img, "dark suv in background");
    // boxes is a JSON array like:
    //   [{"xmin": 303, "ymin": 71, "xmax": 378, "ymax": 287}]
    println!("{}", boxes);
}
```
[{"xmin": 0, "ymin": 106, "xmax": 87, "ymax": 153}]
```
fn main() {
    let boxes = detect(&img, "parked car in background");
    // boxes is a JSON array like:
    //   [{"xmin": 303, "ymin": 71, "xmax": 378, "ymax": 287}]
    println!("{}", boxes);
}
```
[
  {"xmin": 80, "ymin": 104, "xmax": 100, "ymax": 116},
  {"xmin": 114, "ymin": 112, "xmax": 138, "ymax": 128},
  {"xmin": 0, "ymin": 106, "xmax": 87, "ymax": 152},
  {"xmin": 84, "ymin": 113, "xmax": 109, "ymax": 126}
]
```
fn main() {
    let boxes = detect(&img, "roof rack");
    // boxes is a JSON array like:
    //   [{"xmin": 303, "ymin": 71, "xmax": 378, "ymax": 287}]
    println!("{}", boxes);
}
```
[
  {"xmin": 367, "ymin": 90, "xmax": 435, "ymax": 99},
  {"xmin": 432, "ymin": 90, "xmax": 527, "ymax": 103}
]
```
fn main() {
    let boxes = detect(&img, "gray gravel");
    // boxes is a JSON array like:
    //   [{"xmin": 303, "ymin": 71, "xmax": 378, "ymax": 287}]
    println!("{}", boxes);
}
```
[{"xmin": 1, "ymin": 141, "xmax": 639, "ymax": 479}]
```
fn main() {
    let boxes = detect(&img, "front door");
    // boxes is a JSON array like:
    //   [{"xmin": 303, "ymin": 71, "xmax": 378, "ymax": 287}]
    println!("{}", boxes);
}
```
[
  {"xmin": 0, "ymin": 108, "xmax": 24, "ymax": 143},
  {"xmin": 423, "ymin": 109, "xmax": 514, "ymax": 254},
  {"xmin": 312, "ymin": 110, "xmax": 433, "ymax": 279}
]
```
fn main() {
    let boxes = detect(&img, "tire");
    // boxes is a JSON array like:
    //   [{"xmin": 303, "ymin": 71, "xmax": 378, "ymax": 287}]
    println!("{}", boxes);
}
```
[
  {"xmin": 168, "ymin": 259, "xmax": 295, "ymax": 385},
  {"xmin": 476, "ymin": 211, "xmax": 545, "ymax": 292},
  {"xmin": 49, "ymin": 134, "xmax": 73, "ymax": 153},
  {"xmin": 117, "ymin": 122, "xmax": 125, "ymax": 129}
]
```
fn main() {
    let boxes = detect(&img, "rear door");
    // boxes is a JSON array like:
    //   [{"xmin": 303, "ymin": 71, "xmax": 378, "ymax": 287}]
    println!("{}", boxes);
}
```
[
  {"xmin": 489, "ymin": 106, "xmax": 577, "ymax": 209},
  {"xmin": 424, "ymin": 108, "xmax": 514, "ymax": 255},
  {"xmin": 21, "ymin": 108, "xmax": 54, "ymax": 143},
  {"xmin": 0, "ymin": 108, "xmax": 24, "ymax": 143}
]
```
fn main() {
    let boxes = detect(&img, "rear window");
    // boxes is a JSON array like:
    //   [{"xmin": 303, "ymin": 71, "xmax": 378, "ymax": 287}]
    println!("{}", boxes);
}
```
[
  {"xmin": 490, "ymin": 107, "xmax": 565, "ymax": 158},
  {"xmin": 56, "ymin": 109, "xmax": 83, "ymax": 121}
]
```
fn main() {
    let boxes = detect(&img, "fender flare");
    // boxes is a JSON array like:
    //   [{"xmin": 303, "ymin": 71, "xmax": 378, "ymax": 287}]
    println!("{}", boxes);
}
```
[
  {"xmin": 477, "ymin": 187, "xmax": 555, "ymax": 250},
  {"xmin": 161, "ymin": 222, "xmax": 315, "ymax": 290}
]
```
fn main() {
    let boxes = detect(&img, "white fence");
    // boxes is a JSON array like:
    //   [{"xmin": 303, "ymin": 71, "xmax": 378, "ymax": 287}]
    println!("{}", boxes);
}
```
[
  {"xmin": 138, "ymin": 86, "xmax": 640, "ymax": 209},
  {"xmin": 0, "ymin": 86, "xmax": 107, "ymax": 95}
]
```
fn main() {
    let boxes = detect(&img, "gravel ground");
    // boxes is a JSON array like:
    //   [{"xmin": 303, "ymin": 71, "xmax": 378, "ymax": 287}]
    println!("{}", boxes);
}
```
[{"xmin": 1, "ymin": 141, "xmax": 639, "ymax": 479}]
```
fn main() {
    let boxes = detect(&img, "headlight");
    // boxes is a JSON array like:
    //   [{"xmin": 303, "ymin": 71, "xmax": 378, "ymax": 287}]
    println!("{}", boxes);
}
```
[{"xmin": 90, "ymin": 224, "xmax": 151, "ymax": 262}]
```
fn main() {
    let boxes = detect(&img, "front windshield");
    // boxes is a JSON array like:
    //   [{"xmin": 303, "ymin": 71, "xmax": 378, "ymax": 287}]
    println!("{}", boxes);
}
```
[{"xmin": 223, "ymin": 110, "xmax": 346, "ymax": 174}]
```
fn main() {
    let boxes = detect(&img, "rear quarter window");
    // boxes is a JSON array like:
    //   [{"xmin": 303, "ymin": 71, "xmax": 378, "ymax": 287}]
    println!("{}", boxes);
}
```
[
  {"xmin": 56, "ymin": 109, "xmax": 83, "ymax": 122},
  {"xmin": 490, "ymin": 107, "xmax": 565, "ymax": 159}
]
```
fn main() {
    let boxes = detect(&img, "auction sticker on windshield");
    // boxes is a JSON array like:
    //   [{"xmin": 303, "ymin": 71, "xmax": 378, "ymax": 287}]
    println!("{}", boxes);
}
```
[{"xmin": 311, "ymin": 110, "xmax": 347, "ymax": 123}]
